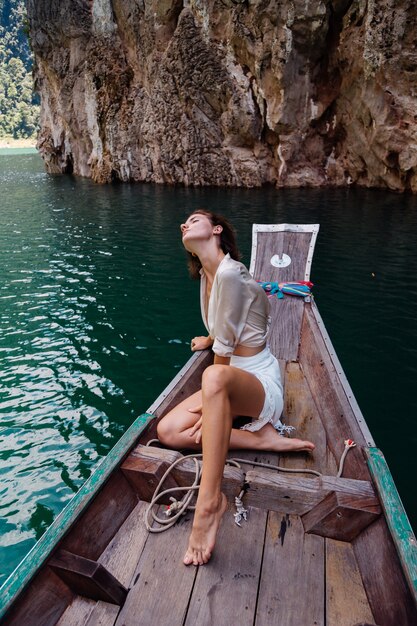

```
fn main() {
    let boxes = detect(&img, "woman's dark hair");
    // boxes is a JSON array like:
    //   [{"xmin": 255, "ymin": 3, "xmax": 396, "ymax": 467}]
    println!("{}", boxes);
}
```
[{"xmin": 185, "ymin": 209, "xmax": 241, "ymax": 279}]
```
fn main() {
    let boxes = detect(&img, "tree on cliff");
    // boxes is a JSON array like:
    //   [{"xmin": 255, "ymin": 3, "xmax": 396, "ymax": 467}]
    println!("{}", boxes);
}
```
[{"xmin": 0, "ymin": 0, "xmax": 39, "ymax": 139}]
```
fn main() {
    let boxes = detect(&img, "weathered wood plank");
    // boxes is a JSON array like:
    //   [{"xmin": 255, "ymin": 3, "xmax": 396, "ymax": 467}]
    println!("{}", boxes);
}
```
[
  {"xmin": 244, "ymin": 468, "xmax": 377, "ymax": 516},
  {"xmin": 353, "ymin": 517, "xmax": 417, "ymax": 625},
  {"xmin": 365, "ymin": 447, "xmax": 417, "ymax": 605},
  {"xmin": 302, "ymin": 490, "xmax": 380, "ymax": 542},
  {"xmin": 121, "ymin": 444, "xmax": 245, "ymax": 502},
  {"xmin": 48, "ymin": 550, "xmax": 127, "ymax": 606},
  {"xmin": 326, "ymin": 539, "xmax": 376, "ymax": 626},
  {"xmin": 2, "ymin": 569, "xmax": 73, "ymax": 626},
  {"xmin": 121, "ymin": 446, "xmax": 184, "ymax": 503},
  {"xmin": 251, "ymin": 228, "xmax": 317, "ymax": 361},
  {"xmin": 97, "ymin": 501, "xmax": 149, "ymax": 587},
  {"xmin": 299, "ymin": 305, "xmax": 370, "ymax": 480},
  {"xmin": 255, "ymin": 513, "xmax": 324, "ymax": 626},
  {"xmin": 184, "ymin": 503, "xmax": 267, "ymax": 626},
  {"xmin": 56, "ymin": 501, "xmax": 151, "ymax": 626},
  {"xmin": 61, "ymin": 470, "xmax": 138, "ymax": 561},
  {"xmin": 114, "ymin": 509, "xmax": 197, "ymax": 626},
  {"xmin": 283, "ymin": 359, "xmax": 338, "ymax": 475},
  {"xmin": 56, "ymin": 598, "xmax": 98, "ymax": 626},
  {"xmin": 56, "ymin": 598, "xmax": 119, "ymax": 626}
]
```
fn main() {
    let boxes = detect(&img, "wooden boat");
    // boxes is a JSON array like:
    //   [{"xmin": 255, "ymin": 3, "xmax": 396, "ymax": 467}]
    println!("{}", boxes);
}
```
[{"xmin": 1, "ymin": 224, "xmax": 416, "ymax": 626}]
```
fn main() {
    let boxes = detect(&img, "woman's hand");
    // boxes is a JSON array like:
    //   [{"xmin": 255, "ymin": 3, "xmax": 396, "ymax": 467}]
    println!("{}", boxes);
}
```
[
  {"xmin": 190, "ymin": 336, "xmax": 213, "ymax": 352},
  {"xmin": 188, "ymin": 404, "xmax": 203, "ymax": 444}
]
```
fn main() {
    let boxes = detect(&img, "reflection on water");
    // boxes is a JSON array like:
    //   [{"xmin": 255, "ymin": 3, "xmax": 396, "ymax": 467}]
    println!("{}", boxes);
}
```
[{"xmin": 1, "ymin": 152, "xmax": 417, "ymax": 584}]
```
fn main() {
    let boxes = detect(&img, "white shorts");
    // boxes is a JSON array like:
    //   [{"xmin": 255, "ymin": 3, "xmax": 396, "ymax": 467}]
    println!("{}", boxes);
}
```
[{"xmin": 230, "ymin": 346, "xmax": 293, "ymax": 435}]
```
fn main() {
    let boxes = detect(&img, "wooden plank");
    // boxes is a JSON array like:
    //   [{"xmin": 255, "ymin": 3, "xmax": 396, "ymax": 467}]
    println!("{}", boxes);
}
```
[
  {"xmin": 61, "ymin": 470, "xmax": 138, "ymax": 560},
  {"xmin": 251, "ymin": 229, "xmax": 317, "ymax": 361},
  {"xmin": 268, "ymin": 297, "xmax": 305, "ymax": 362},
  {"xmin": 184, "ymin": 504, "xmax": 267, "ymax": 626},
  {"xmin": 114, "ymin": 509, "xmax": 198, "ymax": 626},
  {"xmin": 365, "ymin": 447, "xmax": 417, "ymax": 605},
  {"xmin": 121, "ymin": 446, "xmax": 184, "ymax": 503},
  {"xmin": 283, "ymin": 359, "xmax": 338, "ymax": 475},
  {"xmin": 302, "ymin": 490, "xmax": 380, "ymax": 542},
  {"xmin": 299, "ymin": 306, "xmax": 370, "ymax": 480},
  {"xmin": 353, "ymin": 517, "xmax": 417, "ymax": 626},
  {"xmin": 56, "ymin": 598, "xmax": 98, "ymax": 626},
  {"xmin": 48, "ymin": 550, "xmax": 127, "ymax": 606},
  {"xmin": 121, "ymin": 444, "xmax": 245, "ymax": 502},
  {"xmin": 56, "ymin": 501, "xmax": 150, "ymax": 626},
  {"xmin": 244, "ymin": 469, "xmax": 377, "ymax": 516},
  {"xmin": 56, "ymin": 598, "xmax": 119, "ymax": 626},
  {"xmin": 326, "ymin": 539, "xmax": 376, "ymax": 626},
  {"xmin": 255, "ymin": 513, "xmax": 324, "ymax": 626},
  {"xmin": 0, "ymin": 413, "xmax": 154, "ymax": 622},
  {"xmin": 97, "ymin": 501, "xmax": 150, "ymax": 587},
  {"xmin": 2, "ymin": 569, "xmax": 74, "ymax": 626}
]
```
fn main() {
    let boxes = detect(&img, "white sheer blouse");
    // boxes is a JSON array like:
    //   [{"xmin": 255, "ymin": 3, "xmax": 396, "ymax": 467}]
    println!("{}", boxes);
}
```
[{"xmin": 200, "ymin": 254, "xmax": 270, "ymax": 357}]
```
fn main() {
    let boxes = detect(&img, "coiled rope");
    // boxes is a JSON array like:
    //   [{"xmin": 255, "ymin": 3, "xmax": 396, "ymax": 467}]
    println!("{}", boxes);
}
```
[{"xmin": 144, "ymin": 438, "xmax": 357, "ymax": 533}]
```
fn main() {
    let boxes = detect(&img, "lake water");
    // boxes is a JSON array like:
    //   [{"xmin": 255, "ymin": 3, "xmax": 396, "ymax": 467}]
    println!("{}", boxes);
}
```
[{"xmin": 1, "ymin": 150, "xmax": 416, "ymax": 585}]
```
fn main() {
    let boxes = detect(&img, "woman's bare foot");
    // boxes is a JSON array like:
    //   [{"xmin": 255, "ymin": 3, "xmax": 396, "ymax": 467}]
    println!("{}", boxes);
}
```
[
  {"xmin": 253, "ymin": 423, "xmax": 315, "ymax": 452},
  {"xmin": 183, "ymin": 492, "xmax": 227, "ymax": 566}
]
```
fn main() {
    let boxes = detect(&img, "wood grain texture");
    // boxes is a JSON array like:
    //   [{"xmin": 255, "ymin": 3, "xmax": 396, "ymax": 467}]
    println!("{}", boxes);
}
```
[
  {"xmin": 48, "ymin": 550, "xmax": 127, "ymax": 606},
  {"xmin": 252, "ymin": 230, "xmax": 315, "ymax": 362},
  {"xmin": 97, "ymin": 501, "xmax": 149, "ymax": 588},
  {"xmin": 60, "ymin": 471, "xmax": 137, "ymax": 561},
  {"xmin": 299, "ymin": 305, "xmax": 369, "ymax": 480},
  {"xmin": 244, "ymin": 469, "xmax": 377, "ymax": 516},
  {"xmin": 2, "ymin": 569, "xmax": 73, "ymax": 626},
  {"xmin": 255, "ymin": 513, "xmax": 324, "ymax": 626},
  {"xmin": 55, "ymin": 598, "xmax": 97, "ymax": 626},
  {"xmin": 365, "ymin": 447, "xmax": 417, "ymax": 605},
  {"xmin": 283, "ymin": 359, "xmax": 338, "ymax": 475},
  {"xmin": 353, "ymin": 517, "xmax": 417, "ymax": 626},
  {"xmin": 326, "ymin": 539, "xmax": 376, "ymax": 626},
  {"xmin": 114, "ymin": 510, "xmax": 197, "ymax": 626},
  {"xmin": 302, "ymin": 490, "xmax": 380, "ymax": 542},
  {"xmin": 184, "ymin": 504, "xmax": 267, "ymax": 626},
  {"xmin": 122, "ymin": 444, "xmax": 245, "ymax": 502}
]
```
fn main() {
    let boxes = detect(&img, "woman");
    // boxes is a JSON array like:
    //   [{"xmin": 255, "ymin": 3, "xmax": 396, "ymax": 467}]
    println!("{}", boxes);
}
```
[{"xmin": 157, "ymin": 210, "xmax": 314, "ymax": 566}]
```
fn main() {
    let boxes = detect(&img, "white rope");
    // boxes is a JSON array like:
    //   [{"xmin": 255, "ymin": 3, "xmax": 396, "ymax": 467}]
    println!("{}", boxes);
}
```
[{"xmin": 144, "ymin": 438, "xmax": 356, "ymax": 532}]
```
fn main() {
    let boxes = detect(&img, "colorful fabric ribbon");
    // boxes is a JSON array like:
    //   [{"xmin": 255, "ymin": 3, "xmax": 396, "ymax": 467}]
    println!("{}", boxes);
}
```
[{"xmin": 257, "ymin": 281, "xmax": 314, "ymax": 300}]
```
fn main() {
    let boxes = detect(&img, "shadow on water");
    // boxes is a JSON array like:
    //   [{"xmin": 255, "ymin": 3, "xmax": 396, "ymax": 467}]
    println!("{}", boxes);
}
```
[{"xmin": 1, "ymin": 152, "xmax": 417, "ymax": 584}]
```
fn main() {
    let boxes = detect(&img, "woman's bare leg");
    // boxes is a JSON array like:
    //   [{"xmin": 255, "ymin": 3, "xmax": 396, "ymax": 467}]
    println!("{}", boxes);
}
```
[
  {"xmin": 181, "ymin": 364, "xmax": 315, "ymax": 566},
  {"xmin": 157, "ymin": 391, "xmax": 315, "ymax": 453}
]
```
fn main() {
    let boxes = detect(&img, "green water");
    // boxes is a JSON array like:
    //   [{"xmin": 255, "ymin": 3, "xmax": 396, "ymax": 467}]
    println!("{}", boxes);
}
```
[{"xmin": 1, "ymin": 151, "xmax": 417, "ymax": 585}]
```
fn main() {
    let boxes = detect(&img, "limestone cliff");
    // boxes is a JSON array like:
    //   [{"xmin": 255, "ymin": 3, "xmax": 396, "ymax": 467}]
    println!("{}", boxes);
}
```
[{"xmin": 27, "ymin": 0, "xmax": 417, "ymax": 191}]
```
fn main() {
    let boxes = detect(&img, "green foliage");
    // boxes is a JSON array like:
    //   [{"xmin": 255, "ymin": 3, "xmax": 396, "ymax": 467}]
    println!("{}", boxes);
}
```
[{"xmin": 0, "ymin": 0, "xmax": 39, "ymax": 139}]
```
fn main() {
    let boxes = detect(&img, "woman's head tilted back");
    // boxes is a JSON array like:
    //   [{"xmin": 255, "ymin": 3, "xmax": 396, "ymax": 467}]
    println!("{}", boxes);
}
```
[{"xmin": 183, "ymin": 209, "xmax": 241, "ymax": 279}]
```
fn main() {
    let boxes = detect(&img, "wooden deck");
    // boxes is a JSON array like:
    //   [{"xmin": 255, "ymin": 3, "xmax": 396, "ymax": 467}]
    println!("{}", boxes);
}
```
[{"xmin": 51, "ymin": 358, "xmax": 380, "ymax": 626}]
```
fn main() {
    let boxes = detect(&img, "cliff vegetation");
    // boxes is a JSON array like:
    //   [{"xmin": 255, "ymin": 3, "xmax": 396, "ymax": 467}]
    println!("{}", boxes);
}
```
[{"xmin": 0, "ymin": 0, "xmax": 39, "ymax": 140}]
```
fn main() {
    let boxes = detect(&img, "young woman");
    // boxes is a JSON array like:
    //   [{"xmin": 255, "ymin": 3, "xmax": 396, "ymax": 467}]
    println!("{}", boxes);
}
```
[{"xmin": 157, "ymin": 210, "xmax": 315, "ymax": 566}]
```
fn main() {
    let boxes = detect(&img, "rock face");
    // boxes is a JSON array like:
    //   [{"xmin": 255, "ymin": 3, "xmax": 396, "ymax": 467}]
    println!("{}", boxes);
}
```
[{"xmin": 27, "ymin": 0, "xmax": 417, "ymax": 191}]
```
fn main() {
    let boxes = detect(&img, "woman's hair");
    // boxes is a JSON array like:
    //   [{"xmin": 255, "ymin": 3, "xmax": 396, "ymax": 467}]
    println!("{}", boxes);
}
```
[{"xmin": 185, "ymin": 209, "xmax": 241, "ymax": 279}]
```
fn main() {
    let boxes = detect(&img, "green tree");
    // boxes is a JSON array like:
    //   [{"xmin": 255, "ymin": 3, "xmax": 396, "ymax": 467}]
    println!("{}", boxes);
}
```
[{"xmin": 0, "ymin": 0, "xmax": 39, "ymax": 139}]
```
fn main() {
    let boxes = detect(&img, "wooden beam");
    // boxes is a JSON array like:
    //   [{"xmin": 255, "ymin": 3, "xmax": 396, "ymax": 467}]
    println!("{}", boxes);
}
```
[
  {"xmin": 121, "ymin": 445, "xmax": 245, "ymax": 502},
  {"xmin": 48, "ymin": 550, "xmax": 127, "ymax": 606},
  {"xmin": 244, "ymin": 468, "xmax": 378, "ymax": 517},
  {"xmin": 301, "ymin": 490, "xmax": 380, "ymax": 542},
  {"xmin": 122, "ymin": 446, "xmax": 184, "ymax": 504},
  {"xmin": 364, "ymin": 447, "xmax": 417, "ymax": 607}
]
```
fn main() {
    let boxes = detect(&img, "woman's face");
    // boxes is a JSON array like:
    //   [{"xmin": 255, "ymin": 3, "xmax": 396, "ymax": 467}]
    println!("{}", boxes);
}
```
[{"xmin": 180, "ymin": 213, "xmax": 217, "ymax": 250}]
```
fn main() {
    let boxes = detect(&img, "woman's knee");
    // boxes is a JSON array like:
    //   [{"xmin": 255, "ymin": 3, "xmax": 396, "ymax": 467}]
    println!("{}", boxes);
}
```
[
  {"xmin": 202, "ymin": 364, "xmax": 231, "ymax": 397},
  {"xmin": 156, "ymin": 417, "xmax": 175, "ymax": 446}
]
